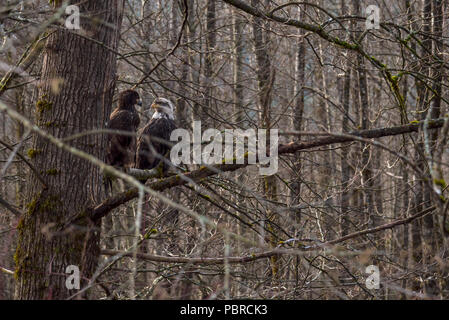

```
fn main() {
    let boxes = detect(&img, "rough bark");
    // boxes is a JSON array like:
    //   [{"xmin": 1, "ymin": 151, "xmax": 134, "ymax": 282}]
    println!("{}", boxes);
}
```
[{"xmin": 14, "ymin": 0, "xmax": 124, "ymax": 299}]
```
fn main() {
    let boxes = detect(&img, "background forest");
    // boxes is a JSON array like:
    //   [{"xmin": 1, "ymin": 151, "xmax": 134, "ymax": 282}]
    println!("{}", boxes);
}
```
[{"xmin": 0, "ymin": 0, "xmax": 448, "ymax": 300}]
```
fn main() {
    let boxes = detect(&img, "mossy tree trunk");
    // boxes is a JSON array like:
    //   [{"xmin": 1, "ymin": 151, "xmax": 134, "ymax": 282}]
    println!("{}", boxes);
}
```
[{"xmin": 14, "ymin": 0, "xmax": 124, "ymax": 299}]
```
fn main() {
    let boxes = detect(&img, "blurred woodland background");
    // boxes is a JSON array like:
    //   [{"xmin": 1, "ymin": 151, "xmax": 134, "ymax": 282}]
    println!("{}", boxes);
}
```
[{"xmin": 0, "ymin": 0, "xmax": 448, "ymax": 299}]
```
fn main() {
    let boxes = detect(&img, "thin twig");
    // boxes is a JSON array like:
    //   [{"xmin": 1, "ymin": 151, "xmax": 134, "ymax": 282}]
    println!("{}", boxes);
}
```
[{"xmin": 0, "ymin": 196, "xmax": 23, "ymax": 216}]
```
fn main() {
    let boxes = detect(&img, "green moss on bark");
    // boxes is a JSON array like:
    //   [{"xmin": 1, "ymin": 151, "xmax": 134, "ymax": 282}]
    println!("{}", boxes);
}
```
[
  {"xmin": 36, "ymin": 96, "xmax": 53, "ymax": 114},
  {"xmin": 27, "ymin": 148, "xmax": 42, "ymax": 159},
  {"xmin": 46, "ymin": 169, "xmax": 60, "ymax": 176}
]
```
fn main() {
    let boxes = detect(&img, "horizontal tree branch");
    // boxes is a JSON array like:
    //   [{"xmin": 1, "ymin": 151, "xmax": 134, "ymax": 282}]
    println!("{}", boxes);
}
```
[
  {"xmin": 101, "ymin": 248, "xmax": 278, "ymax": 265},
  {"xmin": 278, "ymin": 118, "xmax": 445, "ymax": 153},
  {"xmin": 324, "ymin": 206, "xmax": 436, "ymax": 246},
  {"xmin": 89, "ymin": 118, "xmax": 445, "ymax": 220},
  {"xmin": 103, "ymin": 167, "xmax": 163, "ymax": 181}
]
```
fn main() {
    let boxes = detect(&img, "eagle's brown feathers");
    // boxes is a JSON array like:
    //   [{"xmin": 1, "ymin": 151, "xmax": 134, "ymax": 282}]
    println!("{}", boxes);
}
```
[{"xmin": 106, "ymin": 89, "xmax": 141, "ymax": 168}]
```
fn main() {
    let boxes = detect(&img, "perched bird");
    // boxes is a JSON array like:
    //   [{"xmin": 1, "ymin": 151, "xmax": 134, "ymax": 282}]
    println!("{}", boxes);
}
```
[
  {"xmin": 135, "ymin": 97, "xmax": 177, "ymax": 174},
  {"xmin": 106, "ymin": 89, "xmax": 141, "ymax": 167},
  {"xmin": 104, "ymin": 89, "xmax": 141, "ymax": 193}
]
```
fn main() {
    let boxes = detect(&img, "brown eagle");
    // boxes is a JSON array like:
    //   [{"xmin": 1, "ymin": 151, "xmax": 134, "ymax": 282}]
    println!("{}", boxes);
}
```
[
  {"xmin": 106, "ymin": 89, "xmax": 141, "ymax": 167},
  {"xmin": 136, "ymin": 97, "xmax": 177, "ymax": 174},
  {"xmin": 104, "ymin": 89, "xmax": 141, "ymax": 193}
]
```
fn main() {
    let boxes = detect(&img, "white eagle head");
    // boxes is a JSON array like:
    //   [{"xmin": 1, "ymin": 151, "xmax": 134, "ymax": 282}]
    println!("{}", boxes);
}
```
[{"xmin": 151, "ymin": 97, "xmax": 175, "ymax": 120}]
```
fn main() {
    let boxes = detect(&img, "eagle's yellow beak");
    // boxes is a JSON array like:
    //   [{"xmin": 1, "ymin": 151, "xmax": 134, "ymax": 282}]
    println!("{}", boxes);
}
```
[{"xmin": 151, "ymin": 103, "xmax": 160, "ymax": 110}]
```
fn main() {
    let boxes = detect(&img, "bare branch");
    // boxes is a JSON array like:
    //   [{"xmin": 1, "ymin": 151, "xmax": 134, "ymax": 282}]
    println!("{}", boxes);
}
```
[
  {"xmin": 0, "ymin": 195, "xmax": 23, "ymax": 216},
  {"xmin": 101, "ymin": 248, "xmax": 281, "ymax": 265}
]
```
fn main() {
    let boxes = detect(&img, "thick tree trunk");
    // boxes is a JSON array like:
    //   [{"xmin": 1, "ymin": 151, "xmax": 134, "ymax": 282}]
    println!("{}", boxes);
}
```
[{"xmin": 14, "ymin": 0, "xmax": 124, "ymax": 299}]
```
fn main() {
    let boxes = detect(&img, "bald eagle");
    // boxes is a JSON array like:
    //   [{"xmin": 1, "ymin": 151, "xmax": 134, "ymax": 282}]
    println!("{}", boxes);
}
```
[
  {"xmin": 106, "ymin": 89, "xmax": 141, "ymax": 167},
  {"xmin": 135, "ymin": 97, "xmax": 177, "ymax": 174},
  {"xmin": 104, "ymin": 89, "xmax": 141, "ymax": 193}
]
